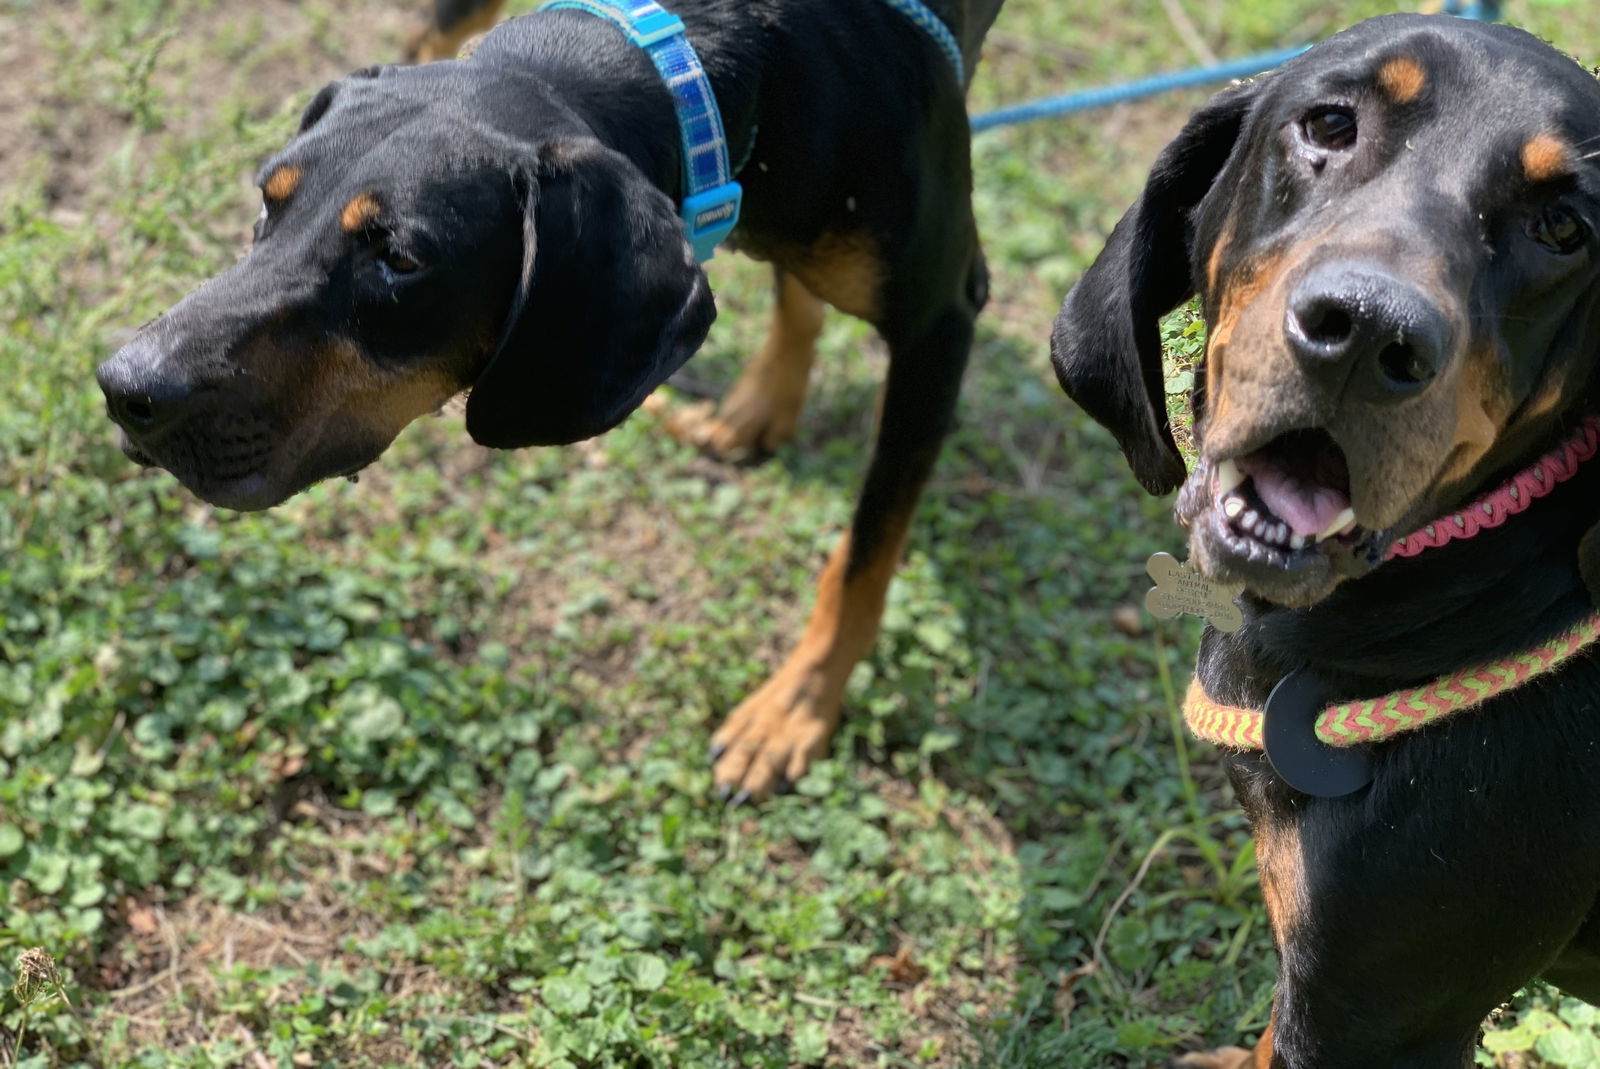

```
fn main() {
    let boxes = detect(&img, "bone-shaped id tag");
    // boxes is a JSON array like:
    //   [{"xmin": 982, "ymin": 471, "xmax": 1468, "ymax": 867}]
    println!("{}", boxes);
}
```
[{"xmin": 1144, "ymin": 552, "xmax": 1245, "ymax": 633}]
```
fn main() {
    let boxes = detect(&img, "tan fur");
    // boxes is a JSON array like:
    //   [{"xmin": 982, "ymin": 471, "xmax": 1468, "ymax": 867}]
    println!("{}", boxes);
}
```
[
  {"xmin": 1377, "ymin": 57, "xmax": 1427, "ymax": 104},
  {"xmin": 230, "ymin": 332, "xmax": 463, "ymax": 487},
  {"xmin": 311, "ymin": 337, "xmax": 456, "ymax": 437},
  {"xmin": 709, "ymin": 517, "xmax": 912, "ymax": 799},
  {"xmin": 665, "ymin": 271, "xmax": 825, "ymax": 458},
  {"xmin": 1257, "ymin": 819, "xmax": 1305, "ymax": 943},
  {"xmin": 1253, "ymin": 1023, "xmax": 1276, "ymax": 1069},
  {"xmin": 1200, "ymin": 221, "xmax": 1236, "ymax": 407},
  {"xmin": 1438, "ymin": 349, "xmax": 1509, "ymax": 487},
  {"xmin": 1205, "ymin": 246, "xmax": 1286, "ymax": 399},
  {"xmin": 340, "ymin": 193, "xmax": 382, "ymax": 234},
  {"xmin": 1198, "ymin": 223, "xmax": 1479, "ymax": 532},
  {"xmin": 262, "ymin": 165, "xmax": 303, "ymax": 201},
  {"xmin": 1522, "ymin": 133, "xmax": 1573, "ymax": 183},
  {"xmin": 1209, "ymin": 263, "xmax": 1276, "ymax": 352},
  {"xmin": 787, "ymin": 231, "xmax": 884, "ymax": 322},
  {"xmin": 1175, "ymin": 1019, "xmax": 1275, "ymax": 1068},
  {"xmin": 1206, "ymin": 218, "xmax": 1235, "ymax": 298}
]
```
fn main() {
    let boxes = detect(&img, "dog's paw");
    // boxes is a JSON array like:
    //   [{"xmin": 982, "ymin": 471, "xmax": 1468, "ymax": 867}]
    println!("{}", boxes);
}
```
[
  {"xmin": 660, "ymin": 390, "xmax": 798, "ymax": 463},
  {"xmin": 1172, "ymin": 1048, "xmax": 1254, "ymax": 1069},
  {"xmin": 709, "ymin": 658, "xmax": 845, "ymax": 803}
]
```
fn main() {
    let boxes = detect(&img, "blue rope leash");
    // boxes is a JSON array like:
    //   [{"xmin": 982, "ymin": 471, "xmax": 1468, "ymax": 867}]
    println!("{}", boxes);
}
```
[
  {"xmin": 970, "ymin": 0, "xmax": 1501, "ymax": 134},
  {"xmin": 971, "ymin": 45, "xmax": 1308, "ymax": 133}
]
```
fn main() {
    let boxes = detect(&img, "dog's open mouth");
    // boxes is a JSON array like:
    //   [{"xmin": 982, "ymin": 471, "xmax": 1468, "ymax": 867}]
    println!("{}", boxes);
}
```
[{"xmin": 1193, "ymin": 429, "xmax": 1370, "ymax": 568}]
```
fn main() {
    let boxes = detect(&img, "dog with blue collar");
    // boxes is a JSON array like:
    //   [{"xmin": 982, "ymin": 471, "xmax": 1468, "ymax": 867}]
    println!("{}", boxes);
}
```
[{"xmin": 97, "ymin": 0, "xmax": 1004, "ymax": 802}]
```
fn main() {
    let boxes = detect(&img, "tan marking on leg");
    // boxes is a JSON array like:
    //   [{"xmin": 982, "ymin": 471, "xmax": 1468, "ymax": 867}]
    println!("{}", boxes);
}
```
[
  {"xmin": 263, "ymin": 165, "xmax": 303, "ymax": 202},
  {"xmin": 1522, "ymin": 133, "xmax": 1573, "ymax": 183},
  {"xmin": 405, "ymin": 0, "xmax": 508, "ymax": 63},
  {"xmin": 340, "ymin": 193, "xmax": 382, "ymax": 233},
  {"xmin": 1377, "ymin": 56, "xmax": 1427, "ymax": 105},
  {"xmin": 710, "ymin": 518, "xmax": 910, "ymax": 800},
  {"xmin": 665, "ymin": 271, "xmax": 824, "ymax": 459},
  {"xmin": 1256, "ymin": 818, "xmax": 1304, "ymax": 941},
  {"xmin": 787, "ymin": 231, "xmax": 884, "ymax": 322},
  {"xmin": 1174, "ymin": 1016, "xmax": 1275, "ymax": 1068},
  {"xmin": 1174, "ymin": 1049, "xmax": 1253, "ymax": 1069},
  {"xmin": 1253, "ymin": 1022, "xmax": 1276, "ymax": 1069}
]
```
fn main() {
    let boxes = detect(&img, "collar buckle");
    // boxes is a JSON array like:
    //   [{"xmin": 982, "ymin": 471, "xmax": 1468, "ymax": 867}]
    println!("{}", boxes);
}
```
[
  {"xmin": 627, "ymin": 8, "xmax": 684, "ymax": 46},
  {"xmin": 681, "ymin": 182, "xmax": 742, "ymax": 262}
]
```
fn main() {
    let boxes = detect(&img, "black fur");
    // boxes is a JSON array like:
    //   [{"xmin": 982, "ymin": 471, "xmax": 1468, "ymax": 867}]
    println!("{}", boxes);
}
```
[
  {"xmin": 1055, "ymin": 14, "xmax": 1600, "ymax": 1066},
  {"xmin": 96, "ymin": 0, "xmax": 1005, "ymax": 797}
]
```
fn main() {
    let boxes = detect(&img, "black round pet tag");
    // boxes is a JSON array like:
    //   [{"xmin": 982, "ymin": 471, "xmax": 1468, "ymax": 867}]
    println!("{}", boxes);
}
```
[{"xmin": 1262, "ymin": 666, "xmax": 1374, "ymax": 798}]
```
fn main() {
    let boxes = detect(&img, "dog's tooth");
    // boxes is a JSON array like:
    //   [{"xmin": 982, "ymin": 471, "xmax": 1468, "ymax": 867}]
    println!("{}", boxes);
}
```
[
  {"xmin": 1223, "ymin": 495, "xmax": 1245, "ymax": 519},
  {"xmin": 1290, "ymin": 533, "xmax": 1308, "ymax": 551},
  {"xmin": 1316, "ymin": 507, "xmax": 1358, "ymax": 542},
  {"xmin": 1273, "ymin": 523, "xmax": 1289, "ymax": 545},
  {"xmin": 1242, "ymin": 508, "xmax": 1260, "ymax": 529},
  {"xmin": 1215, "ymin": 458, "xmax": 1246, "ymax": 495}
]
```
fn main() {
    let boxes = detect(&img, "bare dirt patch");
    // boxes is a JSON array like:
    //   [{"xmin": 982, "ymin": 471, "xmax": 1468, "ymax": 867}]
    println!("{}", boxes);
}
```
[{"xmin": 1, "ymin": 0, "xmax": 421, "ymax": 211}]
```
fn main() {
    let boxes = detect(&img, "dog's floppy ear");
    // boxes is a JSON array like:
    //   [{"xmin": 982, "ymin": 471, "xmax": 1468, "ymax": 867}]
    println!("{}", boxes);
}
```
[
  {"xmin": 465, "ymin": 139, "xmax": 716, "ymax": 448},
  {"xmin": 1050, "ymin": 79, "xmax": 1261, "ymax": 495}
]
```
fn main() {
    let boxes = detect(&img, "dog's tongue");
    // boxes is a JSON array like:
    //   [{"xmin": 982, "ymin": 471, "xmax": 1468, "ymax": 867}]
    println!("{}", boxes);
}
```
[{"xmin": 1241, "ymin": 459, "xmax": 1350, "ymax": 539}]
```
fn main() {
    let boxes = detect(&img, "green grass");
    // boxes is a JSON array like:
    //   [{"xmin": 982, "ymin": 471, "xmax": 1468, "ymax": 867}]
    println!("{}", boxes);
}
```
[{"xmin": 2, "ymin": 1, "xmax": 1599, "ymax": 1066}]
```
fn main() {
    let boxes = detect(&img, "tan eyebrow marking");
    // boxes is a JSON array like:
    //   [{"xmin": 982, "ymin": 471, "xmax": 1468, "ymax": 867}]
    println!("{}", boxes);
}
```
[
  {"xmin": 1377, "ymin": 56, "xmax": 1427, "ymax": 104},
  {"xmin": 1523, "ymin": 133, "xmax": 1573, "ymax": 183},
  {"xmin": 340, "ymin": 192, "xmax": 382, "ymax": 233},
  {"xmin": 262, "ymin": 165, "xmax": 303, "ymax": 201}
]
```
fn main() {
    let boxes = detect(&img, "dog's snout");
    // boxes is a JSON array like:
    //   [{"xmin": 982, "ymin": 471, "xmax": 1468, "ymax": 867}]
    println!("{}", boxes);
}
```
[
  {"xmin": 96, "ymin": 340, "xmax": 197, "ymax": 437},
  {"xmin": 1287, "ymin": 264, "xmax": 1449, "ymax": 404}
]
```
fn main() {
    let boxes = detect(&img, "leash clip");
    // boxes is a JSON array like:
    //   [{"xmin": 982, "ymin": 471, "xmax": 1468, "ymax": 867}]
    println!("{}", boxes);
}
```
[{"xmin": 1262, "ymin": 666, "xmax": 1374, "ymax": 798}]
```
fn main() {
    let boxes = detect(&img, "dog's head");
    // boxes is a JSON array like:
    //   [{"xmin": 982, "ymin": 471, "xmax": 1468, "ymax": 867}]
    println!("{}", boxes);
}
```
[
  {"xmin": 1054, "ymin": 14, "xmax": 1600, "ymax": 607},
  {"xmin": 96, "ymin": 51, "xmax": 714, "ymax": 511}
]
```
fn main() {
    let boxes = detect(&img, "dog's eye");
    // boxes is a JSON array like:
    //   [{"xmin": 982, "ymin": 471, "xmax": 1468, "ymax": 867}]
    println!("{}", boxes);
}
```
[
  {"xmin": 1529, "ymin": 203, "xmax": 1587, "ymax": 255},
  {"xmin": 377, "ymin": 249, "xmax": 424, "ymax": 283},
  {"xmin": 1302, "ymin": 108, "xmax": 1357, "ymax": 150}
]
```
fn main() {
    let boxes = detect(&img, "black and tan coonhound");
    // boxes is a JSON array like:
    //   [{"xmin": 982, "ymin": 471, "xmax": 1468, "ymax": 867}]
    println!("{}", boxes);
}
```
[
  {"xmin": 95, "ymin": 0, "xmax": 1003, "ymax": 802},
  {"xmin": 1055, "ymin": 13, "xmax": 1600, "ymax": 1068}
]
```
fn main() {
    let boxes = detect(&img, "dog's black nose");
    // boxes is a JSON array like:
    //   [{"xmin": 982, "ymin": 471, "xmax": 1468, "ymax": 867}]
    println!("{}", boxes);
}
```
[
  {"xmin": 1287, "ymin": 264, "xmax": 1448, "ymax": 403},
  {"xmin": 96, "ymin": 341, "xmax": 195, "ymax": 436}
]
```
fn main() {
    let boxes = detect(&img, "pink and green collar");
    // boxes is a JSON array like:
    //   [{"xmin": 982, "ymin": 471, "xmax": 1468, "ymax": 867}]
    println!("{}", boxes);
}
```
[{"xmin": 1185, "ymin": 414, "xmax": 1600, "ymax": 796}]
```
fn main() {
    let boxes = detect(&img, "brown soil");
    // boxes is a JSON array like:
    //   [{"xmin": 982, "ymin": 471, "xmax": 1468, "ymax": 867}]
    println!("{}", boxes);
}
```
[{"xmin": 0, "ymin": 0, "xmax": 421, "ymax": 212}]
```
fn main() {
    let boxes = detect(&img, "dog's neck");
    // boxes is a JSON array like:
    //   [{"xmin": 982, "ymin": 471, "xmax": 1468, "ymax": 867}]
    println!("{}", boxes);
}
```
[
  {"xmin": 471, "ymin": 5, "xmax": 769, "ymax": 201},
  {"xmin": 1197, "ymin": 430, "xmax": 1600, "ymax": 709}
]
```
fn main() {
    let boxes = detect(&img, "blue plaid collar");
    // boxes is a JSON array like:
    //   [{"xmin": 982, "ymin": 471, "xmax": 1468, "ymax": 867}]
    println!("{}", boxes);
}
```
[{"xmin": 538, "ymin": 0, "xmax": 742, "ymax": 261}]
